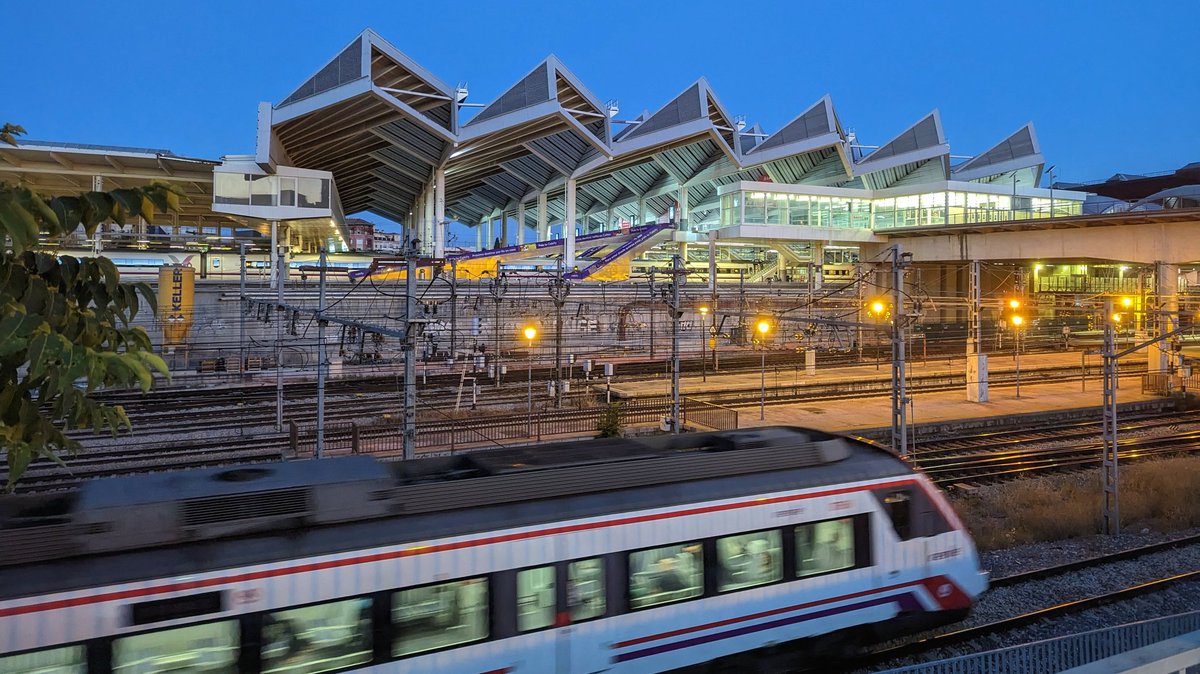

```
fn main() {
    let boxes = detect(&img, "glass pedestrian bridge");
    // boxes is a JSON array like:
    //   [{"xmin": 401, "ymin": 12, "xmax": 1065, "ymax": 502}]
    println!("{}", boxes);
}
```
[{"xmin": 716, "ymin": 180, "xmax": 1085, "ymax": 232}]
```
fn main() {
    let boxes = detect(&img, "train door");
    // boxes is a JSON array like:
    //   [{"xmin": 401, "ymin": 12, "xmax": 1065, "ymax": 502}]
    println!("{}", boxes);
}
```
[
  {"xmin": 878, "ymin": 489, "xmax": 915, "ymax": 584},
  {"xmin": 558, "ymin": 552, "xmax": 613, "ymax": 674}
]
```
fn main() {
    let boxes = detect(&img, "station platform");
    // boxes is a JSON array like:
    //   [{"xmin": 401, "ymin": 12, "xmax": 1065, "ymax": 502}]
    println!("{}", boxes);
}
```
[{"xmin": 610, "ymin": 350, "xmax": 1168, "ymax": 436}]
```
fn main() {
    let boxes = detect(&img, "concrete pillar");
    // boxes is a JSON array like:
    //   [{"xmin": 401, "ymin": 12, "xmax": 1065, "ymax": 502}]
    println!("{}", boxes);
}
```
[
  {"xmin": 485, "ymin": 216, "xmax": 493, "ymax": 249},
  {"xmin": 92, "ymin": 175, "xmax": 104, "ymax": 253},
  {"xmin": 678, "ymin": 184, "xmax": 690, "ymax": 230},
  {"xmin": 424, "ymin": 185, "xmax": 439, "ymax": 254},
  {"xmin": 605, "ymin": 206, "xmax": 612, "ymax": 232},
  {"xmin": 537, "ymin": 192, "xmax": 548, "ymax": 241},
  {"xmin": 679, "ymin": 242, "xmax": 689, "ymax": 262},
  {"xmin": 269, "ymin": 220, "xmax": 278, "ymax": 289},
  {"xmin": 1149, "ymin": 262, "xmax": 1180, "ymax": 375},
  {"xmin": 707, "ymin": 230, "xmax": 718, "ymax": 291},
  {"xmin": 498, "ymin": 209, "xmax": 509, "ymax": 247},
  {"xmin": 811, "ymin": 242, "xmax": 824, "ymax": 290},
  {"xmin": 434, "ymin": 168, "xmax": 446, "ymax": 258},
  {"xmin": 476, "ymin": 221, "xmax": 483, "ymax": 250},
  {"xmin": 564, "ymin": 178, "xmax": 577, "ymax": 270},
  {"xmin": 637, "ymin": 197, "xmax": 646, "ymax": 226},
  {"xmin": 517, "ymin": 201, "xmax": 526, "ymax": 246}
]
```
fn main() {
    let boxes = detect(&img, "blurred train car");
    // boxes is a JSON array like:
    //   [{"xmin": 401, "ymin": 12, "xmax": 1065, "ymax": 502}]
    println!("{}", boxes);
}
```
[{"xmin": 0, "ymin": 427, "xmax": 987, "ymax": 673}]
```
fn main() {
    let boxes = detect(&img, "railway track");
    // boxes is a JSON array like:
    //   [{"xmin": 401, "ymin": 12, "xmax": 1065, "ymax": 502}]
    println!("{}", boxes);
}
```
[{"xmin": 853, "ymin": 535, "xmax": 1200, "ymax": 671}]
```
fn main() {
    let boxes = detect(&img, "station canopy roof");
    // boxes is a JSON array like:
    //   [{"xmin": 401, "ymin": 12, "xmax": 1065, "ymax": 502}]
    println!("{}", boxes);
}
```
[
  {"xmin": 258, "ymin": 29, "xmax": 1050, "ymax": 230},
  {"xmin": 0, "ymin": 140, "xmax": 228, "ymax": 229}
]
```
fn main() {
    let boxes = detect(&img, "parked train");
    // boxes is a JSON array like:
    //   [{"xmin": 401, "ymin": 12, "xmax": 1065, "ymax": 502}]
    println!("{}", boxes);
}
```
[{"xmin": 0, "ymin": 427, "xmax": 986, "ymax": 673}]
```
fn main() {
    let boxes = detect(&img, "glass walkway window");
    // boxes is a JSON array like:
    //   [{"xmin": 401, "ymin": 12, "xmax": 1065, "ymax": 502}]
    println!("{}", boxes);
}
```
[{"xmin": 718, "ymin": 185, "xmax": 1082, "ymax": 230}]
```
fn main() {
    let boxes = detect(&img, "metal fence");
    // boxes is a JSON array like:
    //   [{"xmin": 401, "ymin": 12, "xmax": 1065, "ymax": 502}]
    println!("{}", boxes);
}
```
[
  {"xmin": 878, "ymin": 611, "xmax": 1200, "ymax": 674},
  {"xmin": 1142, "ymin": 372, "xmax": 1200, "ymax": 395},
  {"xmin": 290, "ymin": 396, "xmax": 737, "ymax": 458}
]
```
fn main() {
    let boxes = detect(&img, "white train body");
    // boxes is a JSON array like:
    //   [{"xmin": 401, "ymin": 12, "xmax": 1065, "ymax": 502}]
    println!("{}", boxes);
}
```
[{"xmin": 0, "ymin": 428, "xmax": 985, "ymax": 673}]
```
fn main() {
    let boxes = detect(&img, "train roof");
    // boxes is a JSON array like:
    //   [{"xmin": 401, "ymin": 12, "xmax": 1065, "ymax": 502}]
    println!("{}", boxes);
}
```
[{"xmin": 0, "ymin": 427, "xmax": 914, "ymax": 595}]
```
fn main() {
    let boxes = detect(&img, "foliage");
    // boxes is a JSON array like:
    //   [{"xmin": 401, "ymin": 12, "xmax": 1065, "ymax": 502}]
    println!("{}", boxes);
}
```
[
  {"xmin": 1, "ymin": 124, "xmax": 181, "ymax": 488},
  {"xmin": 596, "ymin": 402, "xmax": 624, "ymax": 438}
]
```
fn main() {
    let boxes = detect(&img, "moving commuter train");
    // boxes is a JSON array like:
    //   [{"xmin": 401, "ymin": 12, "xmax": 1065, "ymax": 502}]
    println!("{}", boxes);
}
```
[{"xmin": 0, "ymin": 427, "xmax": 987, "ymax": 673}]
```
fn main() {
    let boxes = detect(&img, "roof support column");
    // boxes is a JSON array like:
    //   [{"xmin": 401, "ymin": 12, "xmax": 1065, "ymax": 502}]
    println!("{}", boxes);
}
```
[
  {"xmin": 270, "ymin": 220, "xmax": 279, "ymax": 290},
  {"xmin": 517, "ymin": 200, "xmax": 526, "ymax": 246},
  {"xmin": 637, "ymin": 197, "xmax": 646, "ymax": 226},
  {"xmin": 485, "ymin": 216, "xmax": 494, "ymax": 249},
  {"xmin": 476, "ymin": 221, "xmax": 483, "ymax": 250},
  {"xmin": 434, "ymin": 167, "xmax": 446, "ymax": 258},
  {"xmin": 424, "ymin": 183, "xmax": 439, "ymax": 251},
  {"xmin": 500, "ymin": 209, "xmax": 509, "ymax": 247},
  {"xmin": 565, "ymin": 178, "xmax": 577, "ymax": 270},
  {"xmin": 537, "ymin": 191, "xmax": 548, "ymax": 242},
  {"xmin": 92, "ymin": 175, "xmax": 104, "ymax": 253},
  {"xmin": 1149, "ymin": 262, "xmax": 1181, "ymax": 376},
  {"xmin": 678, "ymin": 184, "xmax": 690, "ymax": 231}
]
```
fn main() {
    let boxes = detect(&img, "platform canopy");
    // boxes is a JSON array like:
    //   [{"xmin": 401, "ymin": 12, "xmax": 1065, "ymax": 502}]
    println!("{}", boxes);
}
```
[
  {"xmin": 0, "ymin": 140, "xmax": 227, "ymax": 229},
  {"xmin": 258, "ymin": 29, "xmax": 1049, "ymax": 234}
]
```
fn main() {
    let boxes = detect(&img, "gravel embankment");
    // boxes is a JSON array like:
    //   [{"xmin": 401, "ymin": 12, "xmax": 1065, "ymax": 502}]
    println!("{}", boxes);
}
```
[{"xmin": 858, "ymin": 528, "xmax": 1200, "ymax": 672}]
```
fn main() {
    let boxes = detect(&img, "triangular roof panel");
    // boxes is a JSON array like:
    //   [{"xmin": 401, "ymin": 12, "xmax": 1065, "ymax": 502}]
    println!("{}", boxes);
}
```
[
  {"xmin": 861, "ymin": 111, "xmax": 945, "ymax": 163},
  {"xmin": 623, "ymin": 82, "xmax": 704, "ymax": 141},
  {"xmin": 751, "ymin": 96, "xmax": 836, "ymax": 154},
  {"xmin": 952, "ymin": 123, "xmax": 1043, "ymax": 181},
  {"xmin": 467, "ymin": 61, "xmax": 553, "ymax": 126},
  {"xmin": 280, "ymin": 35, "xmax": 365, "ymax": 107}
]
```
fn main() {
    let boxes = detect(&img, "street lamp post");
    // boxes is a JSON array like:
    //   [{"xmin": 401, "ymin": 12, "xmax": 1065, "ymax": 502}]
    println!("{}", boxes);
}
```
[
  {"xmin": 698, "ymin": 306, "xmax": 709, "ymax": 382},
  {"xmin": 1011, "ymin": 314, "xmax": 1023, "ymax": 398},
  {"xmin": 524, "ymin": 325, "xmax": 537, "ymax": 436},
  {"xmin": 757, "ymin": 319, "xmax": 771, "ymax": 420}
]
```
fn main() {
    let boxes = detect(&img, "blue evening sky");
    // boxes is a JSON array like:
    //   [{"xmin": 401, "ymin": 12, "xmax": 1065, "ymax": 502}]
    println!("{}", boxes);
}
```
[{"xmin": 3, "ymin": 0, "xmax": 1198, "ymax": 230}]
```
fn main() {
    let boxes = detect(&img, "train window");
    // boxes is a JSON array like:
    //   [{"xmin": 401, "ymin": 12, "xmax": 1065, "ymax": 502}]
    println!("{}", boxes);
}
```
[
  {"xmin": 517, "ymin": 565, "xmax": 556, "ymax": 632},
  {"xmin": 0, "ymin": 645, "xmax": 85, "ymax": 673},
  {"xmin": 796, "ymin": 518, "xmax": 855, "ymax": 578},
  {"xmin": 112, "ymin": 620, "xmax": 238, "ymax": 673},
  {"xmin": 884, "ymin": 491, "xmax": 913, "ymax": 539},
  {"xmin": 262, "ymin": 598, "xmax": 372, "ymax": 673},
  {"xmin": 717, "ymin": 530, "xmax": 783, "ymax": 592},
  {"xmin": 628, "ymin": 543, "xmax": 703, "ymax": 609},
  {"xmin": 568, "ymin": 558, "xmax": 606, "ymax": 621},
  {"xmin": 392, "ymin": 577, "xmax": 488, "ymax": 657}
]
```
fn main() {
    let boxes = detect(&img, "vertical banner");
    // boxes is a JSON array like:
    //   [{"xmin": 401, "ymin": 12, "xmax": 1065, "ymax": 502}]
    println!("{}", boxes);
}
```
[{"xmin": 158, "ymin": 265, "xmax": 195, "ymax": 348}]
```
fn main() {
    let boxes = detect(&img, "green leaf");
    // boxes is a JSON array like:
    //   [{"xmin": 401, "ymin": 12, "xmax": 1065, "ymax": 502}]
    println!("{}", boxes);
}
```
[
  {"xmin": 50, "ymin": 197, "xmax": 83, "ymax": 236},
  {"xmin": 96, "ymin": 256, "xmax": 120, "ymax": 290},
  {"xmin": 110, "ymin": 189, "xmax": 143, "ymax": 221},
  {"xmin": 0, "ymin": 200, "xmax": 38, "ymax": 253},
  {"xmin": 81, "ymin": 192, "xmax": 113, "ymax": 228},
  {"xmin": 26, "ymin": 331, "xmax": 60, "ymax": 378},
  {"xmin": 134, "ymin": 282, "xmax": 157, "ymax": 314},
  {"xmin": 120, "ymin": 353, "xmax": 154, "ymax": 393},
  {"xmin": 135, "ymin": 350, "xmax": 171, "ymax": 379}
]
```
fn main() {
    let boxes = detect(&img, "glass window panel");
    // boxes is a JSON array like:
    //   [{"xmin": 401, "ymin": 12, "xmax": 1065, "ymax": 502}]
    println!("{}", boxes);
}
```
[
  {"xmin": 213, "ymin": 173, "xmax": 250, "ymax": 206},
  {"xmin": 113, "ymin": 620, "xmax": 239, "ymax": 674},
  {"xmin": 568, "ymin": 558, "xmax": 606, "ymax": 621},
  {"xmin": 297, "ymin": 178, "xmax": 330, "ymax": 209},
  {"xmin": 850, "ymin": 199, "xmax": 871, "ymax": 229},
  {"xmin": 744, "ymin": 192, "xmax": 766, "ymax": 223},
  {"xmin": 250, "ymin": 176, "xmax": 277, "ymax": 207},
  {"xmin": 796, "ymin": 518, "xmax": 856, "ymax": 577},
  {"xmin": 517, "ymin": 566, "xmax": 556, "ymax": 632},
  {"xmin": 0, "ymin": 646, "xmax": 85, "ymax": 674},
  {"xmin": 812, "ymin": 197, "xmax": 830, "ymax": 227},
  {"xmin": 279, "ymin": 177, "xmax": 297, "ymax": 207},
  {"xmin": 766, "ymin": 193, "xmax": 788, "ymax": 224},
  {"xmin": 830, "ymin": 198, "xmax": 850, "ymax": 228},
  {"xmin": 628, "ymin": 543, "xmax": 703, "ymax": 609},
  {"xmin": 393, "ymin": 578, "xmax": 488, "ymax": 657},
  {"xmin": 788, "ymin": 195, "xmax": 809, "ymax": 226},
  {"xmin": 262, "ymin": 598, "xmax": 372, "ymax": 673},
  {"xmin": 717, "ymin": 530, "xmax": 783, "ymax": 592},
  {"xmin": 873, "ymin": 198, "xmax": 895, "ymax": 229}
]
